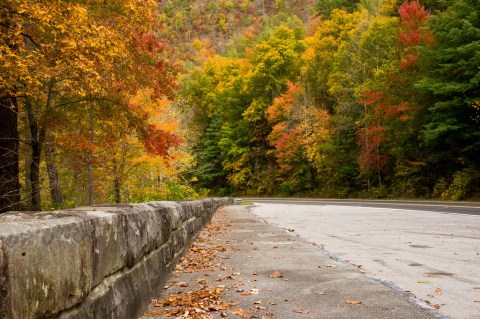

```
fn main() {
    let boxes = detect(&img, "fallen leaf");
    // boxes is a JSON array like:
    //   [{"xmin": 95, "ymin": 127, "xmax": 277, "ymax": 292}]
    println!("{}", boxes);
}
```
[
  {"xmin": 326, "ymin": 264, "xmax": 336, "ymax": 268},
  {"xmin": 475, "ymin": 300, "xmax": 480, "ymax": 303},
  {"xmin": 177, "ymin": 282, "xmax": 189, "ymax": 287},
  {"xmin": 250, "ymin": 288, "xmax": 260, "ymax": 294},
  {"xmin": 233, "ymin": 308, "xmax": 253, "ymax": 318},
  {"xmin": 197, "ymin": 278, "xmax": 208, "ymax": 285},
  {"xmin": 266, "ymin": 312, "xmax": 274, "ymax": 317},
  {"xmin": 434, "ymin": 288, "xmax": 442, "ymax": 295},
  {"xmin": 346, "ymin": 300, "xmax": 362, "ymax": 305},
  {"xmin": 252, "ymin": 272, "xmax": 258, "ymax": 276},
  {"xmin": 417, "ymin": 280, "xmax": 429, "ymax": 284},
  {"xmin": 269, "ymin": 271, "xmax": 283, "ymax": 278},
  {"xmin": 294, "ymin": 309, "xmax": 309, "ymax": 314},
  {"xmin": 143, "ymin": 310, "xmax": 165, "ymax": 316}
]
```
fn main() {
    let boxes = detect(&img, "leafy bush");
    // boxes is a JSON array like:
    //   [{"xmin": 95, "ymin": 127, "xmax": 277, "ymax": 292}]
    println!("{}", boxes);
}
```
[
  {"xmin": 440, "ymin": 168, "xmax": 480, "ymax": 201},
  {"xmin": 130, "ymin": 182, "xmax": 199, "ymax": 203}
]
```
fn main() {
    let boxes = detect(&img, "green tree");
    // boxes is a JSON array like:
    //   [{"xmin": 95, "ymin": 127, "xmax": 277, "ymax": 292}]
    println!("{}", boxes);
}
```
[
  {"xmin": 412, "ymin": 0, "xmax": 480, "ymax": 197},
  {"xmin": 416, "ymin": 0, "xmax": 480, "ymax": 169}
]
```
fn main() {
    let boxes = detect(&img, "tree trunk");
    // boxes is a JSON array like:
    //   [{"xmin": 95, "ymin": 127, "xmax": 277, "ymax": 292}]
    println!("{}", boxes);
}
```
[
  {"xmin": 87, "ymin": 101, "xmax": 95, "ymax": 205},
  {"xmin": 114, "ymin": 176, "xmax": 121, "ymax": 203},
  {"xmin": 0, "ymin": 97, "xmax": 20, "ymax": 212},
  {"xmin": 25, "ymin": 85, "xmax": 51, "ymax": 211},
  {"xmin": 45, "ymin": 141, "xmax": 63, "ymax": 206},
  {"xmin": 74, "ymin": 169, "xmax": 79, "ymax": 207},
  {"xmin": 25, "ymin": 98, "xmax": 42, "ymax": 210},
  {"xmin": 112, "ymin": 157, "xmax": 121, "ymax": 203}
]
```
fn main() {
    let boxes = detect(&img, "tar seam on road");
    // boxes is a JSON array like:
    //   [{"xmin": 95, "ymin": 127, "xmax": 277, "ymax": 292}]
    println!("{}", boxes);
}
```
[{"xmin": 247, "ymin": 206, "xmax": 455, "ymax": 319}]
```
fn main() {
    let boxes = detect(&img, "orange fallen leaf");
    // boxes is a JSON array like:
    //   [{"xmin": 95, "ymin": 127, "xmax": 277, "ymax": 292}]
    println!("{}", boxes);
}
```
[
  {"xmin": 475, "ymin": 300, "xmax": 480, "ymax": 303},
  {"xmin": 177, "ymin": 282, "xmax": 189, "ymax": 287},
  {"xmin": 269, "ymin": 271, "xmax": 283, "ymax": 278},
  {"xmin": 435, "ymin": 288, "xmax": 442, "ymax": 295},
  {"xmin": 233, "ymin": 308, "xmax": 253, "ymax": 318},
  {"xmin": 346, "ymin": 300, "xmax": 362, "ymax": 305},
  {"xmin": 143, "ymin": 310, "xmax": 165, "ymax": 316}
]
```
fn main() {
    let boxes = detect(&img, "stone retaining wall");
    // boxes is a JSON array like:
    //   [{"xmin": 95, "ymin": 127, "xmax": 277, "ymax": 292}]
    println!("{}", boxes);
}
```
[{"xmin": 0, "ymin": 198, "xmax": 232, "ymax": 318}]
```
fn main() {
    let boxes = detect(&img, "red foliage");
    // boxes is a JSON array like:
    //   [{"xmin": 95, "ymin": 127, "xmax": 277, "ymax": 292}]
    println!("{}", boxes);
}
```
[
  {"xmin": 137, "ymin": 31, "xmax": 168, "ymax": 54},
  {"xmin": 133, "ymin": 32, "xmax": 180, "ymax": 99},
  {"xmin": 398, "ymin": 1, "xmax": 432, "ymax": 70},
  {"xmin": 360, "ymin": 88, "xmax": 411, "ymax": 122},
  {"xmin": 267, "ymin": 82, "xmax": 300, "ymax": 124},
  {"xmin": 357, "ymin": 125, "xmax": 389, "ymax": 172},
  {"xmin": 274, "ymin": 127, "xmax": 303, "ymax": 173},
  {"xmin": 398, "ymin": 1, "xmax": 429, "ymax": 45},
  {"xmin": 266, "ymin": 82, "xmax": 305, "ymax": 174},
  {"xmin": 141, "ymin": 124, "xmax": 181, "ymax": 157}
]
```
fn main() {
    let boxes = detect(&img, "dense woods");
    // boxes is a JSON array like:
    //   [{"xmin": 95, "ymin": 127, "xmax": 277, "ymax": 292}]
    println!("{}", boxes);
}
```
[
  {"xmin": 0, "ymin": 0, "xmax": 187, "ymax": 212},
  {"xmin": 1, "ymin": 0, "xmax": 479, "ymax": 211},
  {"xmin": 178, "ymin": 0, "xmax": 480, "ymax": 199}
]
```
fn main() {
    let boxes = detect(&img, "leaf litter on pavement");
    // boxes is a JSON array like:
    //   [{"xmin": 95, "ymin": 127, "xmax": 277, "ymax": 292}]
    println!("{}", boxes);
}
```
[{"xmin": 143, "ymin": 208, "xmax": 274, "ymax": 319}]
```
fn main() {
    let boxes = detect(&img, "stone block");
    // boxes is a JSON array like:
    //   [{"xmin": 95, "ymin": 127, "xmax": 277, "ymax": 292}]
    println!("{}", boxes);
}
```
[{"xmin": 0, "ymin": 215, "xmax": 94, "ymax": 318}]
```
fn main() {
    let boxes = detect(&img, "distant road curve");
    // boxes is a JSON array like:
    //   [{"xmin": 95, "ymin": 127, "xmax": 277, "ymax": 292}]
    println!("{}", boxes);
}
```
[{"xmin": 240, "ymin": 198, "xmax": 480, "ymax": 216}]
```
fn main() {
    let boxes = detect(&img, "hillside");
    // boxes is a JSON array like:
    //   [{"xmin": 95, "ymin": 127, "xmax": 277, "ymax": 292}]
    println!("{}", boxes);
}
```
[
  {"xmin": 174, "ymin": 0, "xmax": 480, "ymax": 200},
  {"xmin": 158, "ymin": 0, "xmax": 317, "ymax": 61}
]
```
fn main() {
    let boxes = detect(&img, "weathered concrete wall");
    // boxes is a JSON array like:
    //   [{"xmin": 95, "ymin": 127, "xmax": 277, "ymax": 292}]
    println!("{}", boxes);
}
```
[{"xmin": 0, "ymin": 198, "xmax": 232, "ymax": 319}]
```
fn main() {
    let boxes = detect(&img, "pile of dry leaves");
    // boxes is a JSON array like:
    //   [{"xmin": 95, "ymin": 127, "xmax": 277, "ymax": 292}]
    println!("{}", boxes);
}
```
[{"xmin": 144, "ymin": 209, "xmax": 252, "ymax": 319}]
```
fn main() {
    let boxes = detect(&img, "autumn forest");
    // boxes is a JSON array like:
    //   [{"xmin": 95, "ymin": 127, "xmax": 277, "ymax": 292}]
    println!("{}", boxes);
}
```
[{"xmin": 1, "ymin": 0, "xmax": 479, "ymax": 212}]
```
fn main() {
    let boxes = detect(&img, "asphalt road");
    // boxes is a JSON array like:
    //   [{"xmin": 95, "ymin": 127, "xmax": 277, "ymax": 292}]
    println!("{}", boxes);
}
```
[
  {"xmin": 246, "ymin": 200, "xmax": 480, "ymax": 319},
  {"xmin": 241, "ymin": 198, "xmax": 480, "ymax": 215}
]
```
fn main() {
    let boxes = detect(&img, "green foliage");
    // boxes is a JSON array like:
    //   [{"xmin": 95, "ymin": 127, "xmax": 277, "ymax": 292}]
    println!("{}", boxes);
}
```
[
  {"xmin": 316, "ymin": 0, "xmax": 361, "ymax": 17},
  {"xmin": 257, "ymin": 13, "xmax": 306, "ymax": 42},
  {"xmin": 130, "ymin": 182, "xmax": 199, "ymax": 202},
  {"xmin": 416, "ymin": 0, "xmax": 480, "ymax": 168},
  {"xmin": 178, "ymin": 0, "xmax": 480, "ymax": 200},
  {"xmin": 438, "ymin": 168, "xmax": 480, "ymax": 201}
]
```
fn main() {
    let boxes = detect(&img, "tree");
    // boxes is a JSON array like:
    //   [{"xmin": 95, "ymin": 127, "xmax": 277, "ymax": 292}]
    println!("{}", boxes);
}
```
[
  {"xmin": 267, "ymin": 82, "xmax": 320, "ymax": 192},
  {"xmin": 316, "ymin": 0, "xmax": 361, "ymax": 17},
  {"xmin": 416, "ymin": 0, "xmax": 480, "ymax": 170},
  {"xmin": 302, "ymin": 9, "xmax": 362, "ymax": 113},
  {"xmin": 0, "ymin": 0, "xmax": 179, "ymax": 211},
  {"xmin": 0, "ymin": 97, "xmax": 20, "ymax": 212}
]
